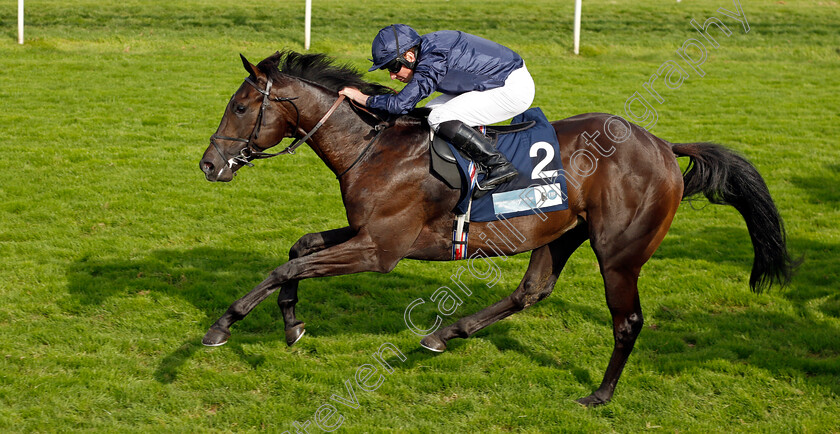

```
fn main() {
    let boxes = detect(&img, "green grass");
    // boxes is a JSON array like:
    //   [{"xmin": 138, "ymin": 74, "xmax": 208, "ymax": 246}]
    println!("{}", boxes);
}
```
[{"xmin": 1, "ymin": 0, "xmax": 839, "ymax": 431}]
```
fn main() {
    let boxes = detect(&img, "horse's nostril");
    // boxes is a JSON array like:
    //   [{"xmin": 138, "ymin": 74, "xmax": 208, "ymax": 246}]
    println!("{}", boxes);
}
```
[{"xmin": 201, "ymin": 160, "xmax": 215, "ymax": 174}]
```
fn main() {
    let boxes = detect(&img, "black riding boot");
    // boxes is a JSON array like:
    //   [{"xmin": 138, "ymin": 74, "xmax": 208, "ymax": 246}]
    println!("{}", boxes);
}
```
[{"xmin": 437, "ymin": 120, "xmax": 519, "ymax": 191}]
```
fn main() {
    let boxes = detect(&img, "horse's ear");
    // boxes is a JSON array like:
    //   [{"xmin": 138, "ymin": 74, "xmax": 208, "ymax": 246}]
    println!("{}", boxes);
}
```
[{"xmin": 240, "ymin": 53, "xmax": 262, "ymax": 78}]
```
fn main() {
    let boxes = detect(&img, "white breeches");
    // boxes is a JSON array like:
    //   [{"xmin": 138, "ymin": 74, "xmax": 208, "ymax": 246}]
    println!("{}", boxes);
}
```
[{"xmin": 426, "ymin": 64, "xmax": 536, "ymax": 130}]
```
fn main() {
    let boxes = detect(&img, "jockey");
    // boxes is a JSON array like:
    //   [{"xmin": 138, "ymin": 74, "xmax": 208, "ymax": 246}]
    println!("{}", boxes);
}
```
[{"xmin": 340, "ymin": 24, "xmax": 535, "ymax": 191}]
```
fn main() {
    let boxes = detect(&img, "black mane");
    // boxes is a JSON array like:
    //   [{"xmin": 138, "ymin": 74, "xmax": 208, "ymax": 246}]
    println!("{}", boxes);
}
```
[{"xmin": 256, "ymin": 50, "xmax": 394, "ymax": 96}]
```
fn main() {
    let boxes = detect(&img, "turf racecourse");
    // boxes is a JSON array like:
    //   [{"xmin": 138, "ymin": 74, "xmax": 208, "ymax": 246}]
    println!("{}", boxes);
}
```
[{"xmin": 1, "ymin": 0, "xmax": 838, "ymax": 431}]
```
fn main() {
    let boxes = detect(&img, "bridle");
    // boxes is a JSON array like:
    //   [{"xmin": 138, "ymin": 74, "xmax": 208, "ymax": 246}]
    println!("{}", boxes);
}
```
[{"xmin": 209, "ymin": 76, "xmax": 345, "ymax": 169}]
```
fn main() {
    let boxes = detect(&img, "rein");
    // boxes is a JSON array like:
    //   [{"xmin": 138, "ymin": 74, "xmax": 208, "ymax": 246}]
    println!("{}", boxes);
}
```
[{"xmin": 335, "ymin": 124, "xmax": 386, "ymax": 179}]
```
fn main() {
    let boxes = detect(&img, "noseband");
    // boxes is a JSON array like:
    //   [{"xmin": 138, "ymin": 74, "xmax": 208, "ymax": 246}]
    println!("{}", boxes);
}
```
[{"xmin": 210, "ymin": 76, "xmax": 345, "ymax": 169}]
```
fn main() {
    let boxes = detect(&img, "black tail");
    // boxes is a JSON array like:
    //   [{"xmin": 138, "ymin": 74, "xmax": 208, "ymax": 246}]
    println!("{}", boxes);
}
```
[{"xmin": 672, "ymin": 142, "xmax": 799, "ymax": 292}]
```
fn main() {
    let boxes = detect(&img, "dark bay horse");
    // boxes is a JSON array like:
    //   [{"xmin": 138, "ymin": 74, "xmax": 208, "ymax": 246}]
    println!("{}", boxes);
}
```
[{"xmin": 198, "ymin": 51, "xmax": 796, "ymax": 406}]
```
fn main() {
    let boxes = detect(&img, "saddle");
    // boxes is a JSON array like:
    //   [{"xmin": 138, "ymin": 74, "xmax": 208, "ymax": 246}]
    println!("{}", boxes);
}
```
[
  {"xmin": 422, "ymin": 107, "xmax": 568, "ymax": 260},
  {"xmin": 429, "ymin": 121, "xmax": 537, "ymax": 190}
]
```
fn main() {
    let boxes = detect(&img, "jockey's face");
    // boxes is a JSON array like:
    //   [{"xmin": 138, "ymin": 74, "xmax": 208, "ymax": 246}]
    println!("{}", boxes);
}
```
[
  {"xmin": 389, "ymin": 50, "xmax": 416, "ymax": 83},
  {"xmin": 390, "ymin": 65, "xmax": 414, "ymax": 83}
]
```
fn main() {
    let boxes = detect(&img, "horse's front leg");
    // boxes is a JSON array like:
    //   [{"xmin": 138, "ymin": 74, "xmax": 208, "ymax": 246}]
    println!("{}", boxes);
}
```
[
  {"xmin": 202, "ymin": 228, "xmax": 406, "ymax": 346},
  {"xmin": 277, "ymin": 227, "xmax": 356, "ymax": 346}
]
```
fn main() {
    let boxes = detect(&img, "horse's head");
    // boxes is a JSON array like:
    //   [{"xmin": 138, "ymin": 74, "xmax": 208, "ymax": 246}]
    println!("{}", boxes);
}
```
[
  {"xmin": 200, "ymin": 51, "xmax": 397, "ymax": 182},
  {"xmin": 200, "ymin": 54, "xmax": 300, "ymax": 182}
]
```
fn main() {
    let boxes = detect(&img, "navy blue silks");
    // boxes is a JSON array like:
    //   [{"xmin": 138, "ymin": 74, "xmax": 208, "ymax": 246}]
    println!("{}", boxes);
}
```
[{"xmin": 368, "ymin": 30, "xmax": 524, "ymax": 115}]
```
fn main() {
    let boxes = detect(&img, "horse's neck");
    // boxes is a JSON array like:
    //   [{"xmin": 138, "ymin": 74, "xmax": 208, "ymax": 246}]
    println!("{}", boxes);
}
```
[{"xmin": 303, "ymin": 97, "xmax": 377, "ymax": 176}]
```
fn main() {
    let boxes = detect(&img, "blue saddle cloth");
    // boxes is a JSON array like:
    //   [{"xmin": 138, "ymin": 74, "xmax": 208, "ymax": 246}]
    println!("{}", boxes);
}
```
[{"xmin": 449, "ymin": 107, "xmax": 569, "ymax": 222}]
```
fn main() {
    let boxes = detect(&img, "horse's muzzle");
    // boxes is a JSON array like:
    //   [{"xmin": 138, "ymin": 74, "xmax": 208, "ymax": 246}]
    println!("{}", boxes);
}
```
[{"xmin": 200, "ymin": 158, "xmax": 234, "ymax": 182}]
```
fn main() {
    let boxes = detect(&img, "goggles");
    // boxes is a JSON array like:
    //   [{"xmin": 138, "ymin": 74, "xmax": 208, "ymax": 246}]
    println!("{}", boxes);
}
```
[
  {"xmin": 378, "ymin": 26, "xmax": 416, "ymax": 74},
  {"xmin": 381, "ymin": 58, "xmax": 405, "ymax": 74}
]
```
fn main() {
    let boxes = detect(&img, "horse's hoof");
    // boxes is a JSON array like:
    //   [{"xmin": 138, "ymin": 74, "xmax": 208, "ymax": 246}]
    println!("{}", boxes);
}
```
[
  {"xmin": 575, "ymin": 393, "xmax": 610, "ymax": 407},
  {"xmin": 285, "ymin": 323, "xmax": 306, "ymax": 347},
  {"xmin": 419, "ymin": 334, "xmax": 447, "ymax": 352},
  {"xmin": 202, "ymin": 326, "xmax": 231, "ymax": 347}
]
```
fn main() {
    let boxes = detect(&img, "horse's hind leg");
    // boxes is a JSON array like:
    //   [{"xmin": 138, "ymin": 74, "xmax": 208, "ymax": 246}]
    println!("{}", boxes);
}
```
[
  {"xmin": 420, "ymin": 223, "xmax": 589, "ymax": 352},
  {"xmin": 277, "ymin": 227, "xmax": 356, "ymax": 346},
  {"xmin": 576, "ymin": 198, "xmax": 679, "ymax": 406},
  {"xmin": 575, "ymin": 265, "xmax": 643, "ymax": 406}
]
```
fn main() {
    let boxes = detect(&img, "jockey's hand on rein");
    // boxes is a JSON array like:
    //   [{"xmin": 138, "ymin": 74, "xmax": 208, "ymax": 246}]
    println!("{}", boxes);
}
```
[{"xmin": 339, "ymin": 87, "xmax": 369, "ymax": 106}]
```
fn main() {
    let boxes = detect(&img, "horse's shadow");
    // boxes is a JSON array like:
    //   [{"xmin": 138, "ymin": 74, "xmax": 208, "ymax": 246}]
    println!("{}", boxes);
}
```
[
  {"xmin": 657, "ymin": 215, "xmax": 839, "ymax": 310},
  {"xmin": 375, "ymin": 220, "xmax": 840, "ymax": 397},
  {"xmin": 65, "ymin": 247, "xmax": 449, "ymax": 332},
  {"xmin": 634, "ymin": 303, "xmax": 840, "ymax": 396},
  {"xmin": 65, "ymin": 222, "xmax": 839, "ymax": 393},
  {"xmin": 64, "ymin": 246, "xmax": 488, "ymax": 382},
  {"xmin": 789, "ymin": 162, "xmax": 840, "ymax": 208},
  {"xmin": 622, "ymin": 218, "xmax": 840, "ymax": 395},
  {"xmin": 656, "ymin": 160, "xmax": 840, "ymax": 311},
  {"xmin": 393, "ymin": 288, "xmax": 840, "ymax": 396}
]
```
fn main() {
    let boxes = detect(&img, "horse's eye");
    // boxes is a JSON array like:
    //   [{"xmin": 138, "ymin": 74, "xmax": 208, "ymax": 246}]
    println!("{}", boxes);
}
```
[{"xmin": 234, "ymin": 104, "xmax": 247, "ymax": 114}]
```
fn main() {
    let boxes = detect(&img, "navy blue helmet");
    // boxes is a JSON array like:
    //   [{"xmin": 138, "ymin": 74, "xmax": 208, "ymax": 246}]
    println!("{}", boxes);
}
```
[{"xmin": 368, "ymin": 24, "xmax": 422, "ymax": 72}]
